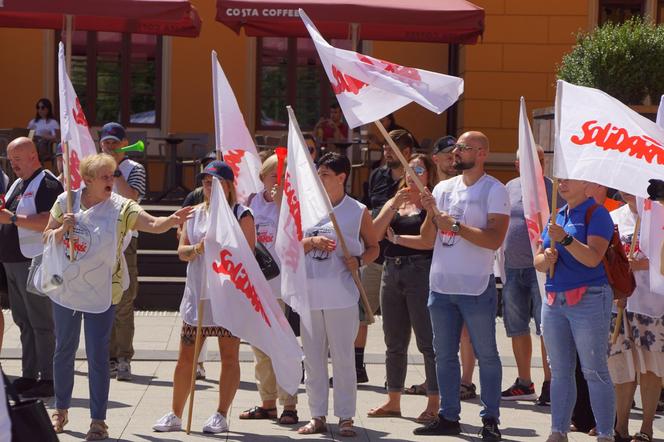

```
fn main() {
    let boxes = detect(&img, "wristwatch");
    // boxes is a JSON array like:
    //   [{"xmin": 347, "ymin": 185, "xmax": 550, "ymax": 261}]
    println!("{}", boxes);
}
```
[
  {"xmin": 113, "ymin": 169, "xmax": 122, "ymax": 178},
  {"xmin": 560, "ymin": 234, "xmax": 574, "ymax": 247},
  {"xmin": 451, "ymin": 221, "xmax": 461, "ymax": 233},
  {"xmin": 9, "ymin": 213, "xmax": 17, "ymax": 225}
]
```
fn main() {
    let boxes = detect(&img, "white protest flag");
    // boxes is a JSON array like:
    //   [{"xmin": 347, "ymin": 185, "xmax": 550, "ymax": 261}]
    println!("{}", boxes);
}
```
[
  {"xmin": 638, "ymin": 198, "xmax": 664, "ymax": 295},
  {"xmin": 204, "ymin": 178, "xmax": 302, "ymax": 394},
  {"xmin": 637, "ymin": 95, "xmax": 664, "ymax": 295},
  {"xmin": 274, "ymin": 107, "xmax": 330, "ymax": 333},
  {"xmin": 553, "ymin": 80, "xmax": 664, "ymax": 198},
  {"xmin": 212, "ymin": 51, "xmax": 263, "ymax": 202},
  {"xmin": 58, "ymin": 42, "xmax": 96, "ymax": 190},
  {"xmin": 518, "ymin": 97, "xmax": 549, "ymax": 298},
  {"xmin": 299, "ymin": 9, "xmax": 463, "ymax": 129}
]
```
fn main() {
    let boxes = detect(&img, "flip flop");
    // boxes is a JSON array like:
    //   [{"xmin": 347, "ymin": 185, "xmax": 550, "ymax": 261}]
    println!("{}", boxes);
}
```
[
  {"xmin": 367, "ymin": 407, "xmax": 401, "ymax": 418},
  {"xmin": 415, "ymin": 411, "xmax": 437, "ymax": 424}
]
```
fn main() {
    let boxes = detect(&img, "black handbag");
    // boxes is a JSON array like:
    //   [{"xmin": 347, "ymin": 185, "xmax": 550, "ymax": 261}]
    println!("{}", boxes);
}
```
[
  {"xmin": 2, "ymin": 370, "xmax": 58, "ymax": 442},
  {"xmin": 254, "ymin": 241, "xmax": 280, "ymax": 281}
]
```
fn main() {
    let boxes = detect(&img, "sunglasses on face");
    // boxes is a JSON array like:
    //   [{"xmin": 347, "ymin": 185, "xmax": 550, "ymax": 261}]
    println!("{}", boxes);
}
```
[
  {"xmin": 453, "ymin": 143, "xmax": 477, "ymax": 152},
  {"xmin": 412, "ymin": 165, "xmax": 426, "ymax": 176}
]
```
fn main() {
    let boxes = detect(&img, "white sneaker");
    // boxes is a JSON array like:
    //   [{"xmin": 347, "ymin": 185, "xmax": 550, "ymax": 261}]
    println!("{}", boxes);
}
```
[
  {"xmin": 202, "ymin": 412, "xmax": 228, "ymax": 433},
  {"xmin": 152, "ymin": 412, "xmax": 182, "ymax": 432}
]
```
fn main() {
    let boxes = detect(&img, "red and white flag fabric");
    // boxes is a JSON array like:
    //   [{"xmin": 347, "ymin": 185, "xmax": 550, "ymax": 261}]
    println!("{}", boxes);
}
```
[
  {"xmin": 58, "ymin": 42, "xmax": 96, "ymax": 190},
  {"xmin": 518, "ymin": 97, "xmax": 549, "ymax": 298},
  {"xmin": 300, "ymin": 9, "xmax": 463, "ymax": 129},
  {"xmin": 553, "ymin": 80, "xmax": 664, "ymax": 198},
  {"xmin": 204, "ymin": 177, "xmax": 302, "ymax": 394},
  {"xmin": 274, "ymin": 107, "xmax": 331, "ymax": 333},
  {"xmin": 211, "ymin": 50, "xmax": 263, "ymax": 202}
]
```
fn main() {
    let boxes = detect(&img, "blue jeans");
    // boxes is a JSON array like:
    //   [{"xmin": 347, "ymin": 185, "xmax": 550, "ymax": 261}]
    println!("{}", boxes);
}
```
[
  {"xmin": 428, "ymin": 277, "xmax": 502, "ymax": 422},
  {"xmin": 541, "ymin": 284, "xmax": 614, "ymax": 437},
  {"xmin": 53, "ymin": 303, "xmax": 115, "ymax": 420},
  {"xmin": 502, "ymin": 267, "xmax": 542, "ymax": 337}
]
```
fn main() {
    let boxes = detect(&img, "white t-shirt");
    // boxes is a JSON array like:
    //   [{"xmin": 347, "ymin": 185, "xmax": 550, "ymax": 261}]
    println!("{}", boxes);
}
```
[
  {"xmin": 430, "ymin": 174, "xmax": 510, "ymax": 295},
  {"xmin": 27, "ymin": 118, "xmax": 60, "ymax": 137},
  {"xmin": 249, "ymin": 191, "xmax": 281, "ymax": 298},
  {"xmin": 611, "ymin": 204, "xmax": 664, "ymax": 318}
]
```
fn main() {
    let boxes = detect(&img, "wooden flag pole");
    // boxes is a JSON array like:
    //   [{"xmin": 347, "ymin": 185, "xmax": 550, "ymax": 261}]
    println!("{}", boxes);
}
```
[
  {"xmin": 327, "ymin": 212, "xmax": 374, "ymax": 324},
  {"xmin": 374, "ymin": 121, "xmax": 439, "ymax": 215},
  {"xmin": 185, "ymin": 299, "xmax": 205, "ymax": 434},
  {"xmin": 611, "ymin": 215, "xmax": 640, "ymax": 345},
  {"xmin": 63, "ymin": 141, "xmax": 75, "ymax": 261},
  {"xmin": 548, "ymin": 178, "xmax": 559, "ymax": 278}
]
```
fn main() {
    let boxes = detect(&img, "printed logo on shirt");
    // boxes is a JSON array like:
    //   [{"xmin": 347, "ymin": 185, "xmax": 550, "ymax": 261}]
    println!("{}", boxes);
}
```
[
  {"xmin": 438, "ymin": 206, "xmax": 464, "ymax": 247},
  {"xmin": 306, "ymin": 227, "xmax": 335, "ymax": 261},
  {"xmin": 256, "ymin": 221, "xmax": 276, "ymax": 247},
  {"xmin": 63, "ymin": 224, "xmax": 92, "ymax": 261}
]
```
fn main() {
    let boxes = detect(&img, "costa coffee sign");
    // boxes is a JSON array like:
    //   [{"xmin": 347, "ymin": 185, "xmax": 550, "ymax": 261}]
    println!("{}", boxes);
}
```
[{"xmin": 225, "ymin": 8, "xmax": 299, "ymax": 18}]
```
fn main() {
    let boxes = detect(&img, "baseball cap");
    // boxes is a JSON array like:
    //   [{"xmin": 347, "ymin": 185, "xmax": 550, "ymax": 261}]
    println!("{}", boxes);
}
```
[
  {"xmin": 100, "ymin": 122, "xmax": 127, "ymax": 142},
  {"xmin": 202, "ymin": 151, "xmax": 217, "ymax": 166},
  {"xmin": 55, "ymin": 142, "xmax": 63, "ymax": 157},
  {"xmin": 432, "ymin": 136, "xmax": 456, "ymax": 154},
  {"xmin": 197, "ymin": 160, "xmax": 235, "ymax": 182}
]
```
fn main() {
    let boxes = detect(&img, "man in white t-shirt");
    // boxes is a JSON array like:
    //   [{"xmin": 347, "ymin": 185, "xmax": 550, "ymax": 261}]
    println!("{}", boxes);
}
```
[{"xmin": 417, "ymin": 131, "xmax": 509, "ymax": 441}]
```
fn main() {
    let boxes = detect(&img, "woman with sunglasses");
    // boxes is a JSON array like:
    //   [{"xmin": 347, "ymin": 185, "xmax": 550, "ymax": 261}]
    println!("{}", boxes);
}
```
[
  {"xmin": 27, "ymin": 98, "xmax": 59, "ymax": 141},
  {"xmin": 367, "ymin": 154, "xmax": 440, "ymax": 423}
]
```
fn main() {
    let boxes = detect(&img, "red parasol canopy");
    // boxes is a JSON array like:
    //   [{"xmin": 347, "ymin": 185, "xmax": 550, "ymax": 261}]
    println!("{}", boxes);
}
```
[
  {"xmin": 0, "ymin": 0, "xmax": 201, "ymax": 37},
  {"xmin": 216, "ymin": 0, "xmax": 483, "ymax": 44}
]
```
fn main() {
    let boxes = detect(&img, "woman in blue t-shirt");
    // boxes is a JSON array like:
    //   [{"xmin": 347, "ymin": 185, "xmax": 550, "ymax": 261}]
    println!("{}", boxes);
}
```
[{"xmin": 534, "ymin": 178, "xmax": 615, "ymax": 442}]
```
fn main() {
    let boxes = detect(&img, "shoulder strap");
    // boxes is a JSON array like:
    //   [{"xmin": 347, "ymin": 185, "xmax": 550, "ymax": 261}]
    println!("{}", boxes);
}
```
[
  {"xmin": 584, "ymin": 203, "xmax": 600, "ymax": 225},
  {"xmin": 246, "ymin": 193, "xmax": 257, "ymax": 207}
]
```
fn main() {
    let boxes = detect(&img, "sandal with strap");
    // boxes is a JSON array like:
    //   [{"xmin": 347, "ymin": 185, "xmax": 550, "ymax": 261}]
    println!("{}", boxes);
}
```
[
  {"xmin": 338, "ymin": 418, "xmax": 356, "ymax": 437},
  {"xmin": 403, "ymin": 384, "xmax": 427, "ymax": 395},
  {"xmin": 278, "ymin": 409, "xmax": 299, "ymax": 425},
  {"xmin": 85, "ymin": 420, "xmax": 108, "ymax": 441},
  {"xmin": 632, "ymin": 432, "xmax": 652, "ymax": 442},
  {"xmin": 239, "ymin": 405, "xmax": 277, "ymax": 420},
  {"xmin": 298, "ymin": 417, "xmax": 327, "ymax": 434},
  {"xmin": 51, "ymin": 409, "xmax": 68, "ymax": 433}
]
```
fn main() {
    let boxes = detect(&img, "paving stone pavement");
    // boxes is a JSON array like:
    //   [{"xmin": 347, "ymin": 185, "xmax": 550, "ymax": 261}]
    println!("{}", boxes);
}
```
[{"xmin": 1, "ymin": 311, "xmax": 662, "ymax": 441}]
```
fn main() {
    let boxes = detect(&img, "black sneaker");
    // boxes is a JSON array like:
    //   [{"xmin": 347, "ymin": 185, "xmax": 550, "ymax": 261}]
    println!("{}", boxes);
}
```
[
  {"xmin": 12, "ymin": 377, "xmax": 37, "ymax": 394},
  {"xmin": 356, "ymin": 365, "xmax": 369, "ymax": 384},
  {"xmin": 22, "ymin": 380, "xmax": 54, "ymax": 398},
  {"xmin": 536, "ymin": 380, "xmax": 551, "ymax": 406},
  {"xmin": 501, "ymin": 378, "xmax": 537, "ymax": 401},
  {"xmin": 480, "ymin": 417, "xmax": 501, "ymax": 441},
  {"xmin": 413, "ymin": 416, "xmax": 461, "ymax": 435}
]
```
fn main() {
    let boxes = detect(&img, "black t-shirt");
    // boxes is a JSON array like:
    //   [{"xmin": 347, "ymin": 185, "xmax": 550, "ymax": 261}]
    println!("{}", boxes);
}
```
[
  {"xmin": 0, "ymin": 169, "xmax": 63, "ymax": 263},
  {"xmin": 384, "ymin": 210, "xmax": 433, "ymax": 258},
  {"xmin": 368, "ymin": 166, "xmax": 401, "ymax": 265},
  {"xmin": 182, "ymin": 187, "xmax": 204, "ymax": 208}
]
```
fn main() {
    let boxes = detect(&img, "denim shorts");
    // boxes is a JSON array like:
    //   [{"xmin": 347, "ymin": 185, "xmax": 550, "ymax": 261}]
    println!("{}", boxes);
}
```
[{"xmin": 501, "ymin": 267, "xmax": 542, "ymax": 337}]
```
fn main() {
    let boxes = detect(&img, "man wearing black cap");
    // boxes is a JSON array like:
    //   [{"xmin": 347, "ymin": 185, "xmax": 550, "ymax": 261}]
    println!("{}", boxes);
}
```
[
  {"xmin": 431, "ymin": 136, "xmax": 458, "ymax": 182},
  {"xmin": 99, "ymin": 122, "xmax": 147, "ymax": 382},
  {"xmin": 54, "ymin": 143, "xmax": 64, "ymax": 185}
]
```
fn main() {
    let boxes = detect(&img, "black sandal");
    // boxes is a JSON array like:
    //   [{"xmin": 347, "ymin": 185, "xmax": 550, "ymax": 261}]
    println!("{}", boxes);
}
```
[
  {"xmin": 239, "ymin": 406, "xmax": 277, "ymax": 420},
  {"xmin": 632, "ymin": 432, "xmax": 652, "ymax": 442},
  {"xmin": 278, "ymin": 409, "xmax": 299, "ymax": 425},
  {"xmin": 403, "ymin": 384, "xmax": 426, "ymax": 395}
]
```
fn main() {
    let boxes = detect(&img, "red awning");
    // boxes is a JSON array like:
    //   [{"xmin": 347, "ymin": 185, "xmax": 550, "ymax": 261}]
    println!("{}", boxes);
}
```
[
  {"xmin": 216, "ymin": 0, "xmax": 483, "ymax": 44},
  {"xmin": 0, "ymin": 0, "xmax": 201, "ymax": 37}
]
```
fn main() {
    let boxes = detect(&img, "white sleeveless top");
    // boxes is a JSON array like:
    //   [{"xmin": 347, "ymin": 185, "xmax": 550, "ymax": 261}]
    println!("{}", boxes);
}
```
[
  {"xmin": 249, "ymin": 191, "xmax": 281, "ymax": 298},
  {"xmin": 180, "ymin": 203, "xmax": 252, "ymax": 326},
  {"xmin": 40, "ymin": 190, "xmax": 123, "ymax": 313},
  {"xmin": 304, "ymin": 195, "xmax": 365, "ymax": 310},
  {"xmin": 6, "ymin": 169, "xmax": 57, "ymax": 258}
]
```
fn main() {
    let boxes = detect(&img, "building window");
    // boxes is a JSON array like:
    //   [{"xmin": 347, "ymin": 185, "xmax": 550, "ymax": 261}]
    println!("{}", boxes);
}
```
[
  {"xmin": 63, "ymin": 30, "xmax": 162, "ymax": 128},
  {"xmin": 256, "ymin": 37, "xmax": 352, "ymax": 131},
  {"xmin": 599, "ymin": 0, "xmax": 645, "ymax": 24}
]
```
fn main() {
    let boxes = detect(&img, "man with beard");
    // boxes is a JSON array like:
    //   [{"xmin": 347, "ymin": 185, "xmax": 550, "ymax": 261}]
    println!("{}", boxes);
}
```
[
  {"xmin": 356, "ymin": 129, "xmax": 414, "ymax": 383},
  {"xmin": 418, "ymin": 131, "xmax": 509, "ymax": 441},
  {"xmin": 431, "ymin": 136, "xmax": 458, "ymax": 182}
]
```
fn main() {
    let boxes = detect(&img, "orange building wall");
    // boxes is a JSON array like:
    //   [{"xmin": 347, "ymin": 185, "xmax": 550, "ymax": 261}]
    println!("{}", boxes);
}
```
[
  {"xmin": 0, "ymin": 29, "xmax": 48, "ymax": 128},
  {"xmin": 169, "ymin": 0, "xmax": 251, "ymax": 135},
  {"xmin": 459, "ymin": 0, "xmax": 589, "ymax": 154}
]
